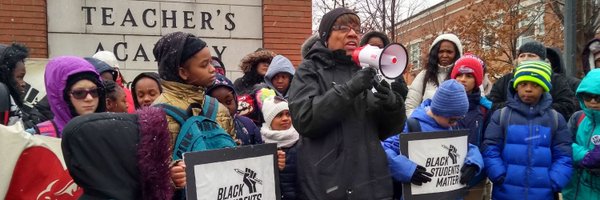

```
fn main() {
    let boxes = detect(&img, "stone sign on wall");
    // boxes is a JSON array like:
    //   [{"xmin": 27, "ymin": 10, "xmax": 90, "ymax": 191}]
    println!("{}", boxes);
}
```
[{"xmin": 47, "ymin": 0, "xmax": 263, "ymax": 80}]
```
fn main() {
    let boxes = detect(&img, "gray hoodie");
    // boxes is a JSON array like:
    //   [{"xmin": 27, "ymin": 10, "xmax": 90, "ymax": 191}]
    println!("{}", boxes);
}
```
[{"xmin": 264, "ymin": 55, "xmax": 295, "ymax": 98}]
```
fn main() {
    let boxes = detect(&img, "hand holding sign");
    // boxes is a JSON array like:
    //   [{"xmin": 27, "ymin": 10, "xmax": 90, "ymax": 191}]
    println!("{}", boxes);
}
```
[
  {"xmin": 411, "ymin": 165, "xmax": 433, "ymax": 186},
  {"xmin": 171, "ymin": 161, "xmax": 187, "ymax": 188},
  {"xmin": 459, "ymin": 164, "xmax": 478, "ymax": 184}
]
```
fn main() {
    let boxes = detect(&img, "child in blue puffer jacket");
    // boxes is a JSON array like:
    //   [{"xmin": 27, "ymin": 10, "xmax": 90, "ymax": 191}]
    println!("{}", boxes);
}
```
[
  {"xmin": 382, "ymin": 79, "xmax": 484, "ymax": 199},
  {"xmin": 482, "ymin": 61, "xmax": 573, "ymax": 200}
]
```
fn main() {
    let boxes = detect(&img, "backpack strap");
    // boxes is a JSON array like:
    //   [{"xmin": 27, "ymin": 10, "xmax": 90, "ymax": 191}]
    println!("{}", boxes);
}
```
[
  {"xmin": 202, "ymin": 95, "xmax": 218, "ymax": 121},
  {"xmin": 499, "ymin": 107, "xmax": 512, "ymax": 145},
  {"xmin": 406, "ymin": 117, "xmax": 421, "ymax": 132},
  {"xmin": 576, "ymin": 111, "xmax": 586, "ymax": 129},
  {"xmin": 154, "ymin": 103, "xmax": 188, "ymax": 125},
  {"xmin": 551, "ymin": 109, "xmax": 559, "ymax": 133}
]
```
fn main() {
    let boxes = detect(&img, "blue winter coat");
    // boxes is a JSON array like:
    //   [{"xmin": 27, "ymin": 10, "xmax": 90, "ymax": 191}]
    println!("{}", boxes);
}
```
[
  {"xmin": 234, "ymin": 115, "xmax": 263, "ymax": 145},
  {"xmin": 280, "ymin": 143, "xmax": 298, "ymax": 200},
  {"xmin": 482, "ymin": 87, "xmax": 573, "ymax": 200},
  {"xmin": 382, "ymin": 99, "xmax": 484, "ymax": 193}
]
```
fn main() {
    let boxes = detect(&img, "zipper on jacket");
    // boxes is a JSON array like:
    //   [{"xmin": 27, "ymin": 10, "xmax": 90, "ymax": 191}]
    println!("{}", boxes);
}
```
[{"xmin": 526, "ymin": 106, "xmax": 533, "ymax": 200}]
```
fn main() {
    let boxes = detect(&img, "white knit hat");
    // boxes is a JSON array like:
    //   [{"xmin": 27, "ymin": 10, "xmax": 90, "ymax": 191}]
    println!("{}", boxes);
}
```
[
  {"xmin": 93, "ymin": 51, "xmax": 120, "ymax": 69},
  {"xmin": 261, "ymin": 96, "xmax": 289, "ymax": 129}
]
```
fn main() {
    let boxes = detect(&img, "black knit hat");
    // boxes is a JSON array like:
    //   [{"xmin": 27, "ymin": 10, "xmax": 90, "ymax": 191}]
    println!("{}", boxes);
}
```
[
  {"xmin": 518, "ymin": 41, "xmax": 547, "ymax": 60},
  {"xmin": 318, "ymin": 7, "xmax": 358, "ymax": 45},
  {"xmin": 181, "ymin": 36, "xmax": 207, "ymax": 64}
]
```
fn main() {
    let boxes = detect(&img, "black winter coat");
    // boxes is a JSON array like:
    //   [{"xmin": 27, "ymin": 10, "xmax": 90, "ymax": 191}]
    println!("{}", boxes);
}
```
[
  {"xmin": 288, "ymin": 42, "xmax": 406, "ymax": 200},
  {"xmin": 487, "ymin": 72, "xmax": 576, "ymax": 119},
  {"xmin": 280, "ymin": 143, "xmax": 298, "ymax": 200},
  {"xmin": 456, "ymin": 89, "xmax": 486, "ymax": 147}
]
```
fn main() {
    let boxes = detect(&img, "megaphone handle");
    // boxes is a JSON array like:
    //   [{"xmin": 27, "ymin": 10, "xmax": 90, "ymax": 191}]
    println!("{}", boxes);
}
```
[{"xmin": 371, "ymin": 72, "xmax": 383, "ymax": 93}]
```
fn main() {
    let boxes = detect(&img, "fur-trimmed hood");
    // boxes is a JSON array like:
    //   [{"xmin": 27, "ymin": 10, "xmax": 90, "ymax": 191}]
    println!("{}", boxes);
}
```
[
  {"xmin": 582, "ymin": 38, "xmax": 600, "ymax": 75},
  {"xmin": 301, "ymin": 34, "xmax": 320, "ymax": 59},
  {"xmin": 239, "ymin": 49, "xmax": 276, "ymax": 73}
]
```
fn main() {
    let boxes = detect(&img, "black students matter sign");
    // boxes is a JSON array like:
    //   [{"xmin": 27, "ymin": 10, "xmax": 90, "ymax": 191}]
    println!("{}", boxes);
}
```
[
  {"xmin": 183, "ymin": 143, "xmax": 280, "ymax": 200},
  {"xmin": 400, "ymin": 130, "xmax": 469, "ymax": 200}
]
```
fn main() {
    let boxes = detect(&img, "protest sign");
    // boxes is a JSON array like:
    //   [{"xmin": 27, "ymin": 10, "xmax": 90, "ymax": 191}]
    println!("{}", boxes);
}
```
[
  {"xmin": 400, "ymin": 130, "xmax": 469, "ymax": 200},
  {"xmin": 183, "ymin": 143, "xmax": 280, "ymax": 200}
]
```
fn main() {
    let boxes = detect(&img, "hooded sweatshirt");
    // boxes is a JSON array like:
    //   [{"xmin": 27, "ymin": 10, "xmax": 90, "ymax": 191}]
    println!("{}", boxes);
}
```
[
  {"xmin": 43, "ymin": 56, "xmax": 105, "ymax": 134},
  {"xmin": 405, "ymin": 33, "xmax": 463, "ymax": 116},
  {"xmin": 582, "ymin": 38, "xmax": 600, "ymax": 75},
  {"xmin": 563, "ymin": 69, "xmax": 600, "ymax": 200},
  {"xmin": 131, "ymin": 72, "xmax": 162, "ymax": 110},
  {"xmin": 264, "ymin": 55, "xmax": 295, "ymax": 98}
]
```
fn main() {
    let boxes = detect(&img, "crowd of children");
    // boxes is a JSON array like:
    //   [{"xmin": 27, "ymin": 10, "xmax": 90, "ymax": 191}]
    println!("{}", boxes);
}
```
[{"xmin": 3, "ymin": 6, "xmax": 600, "ymax": 200}]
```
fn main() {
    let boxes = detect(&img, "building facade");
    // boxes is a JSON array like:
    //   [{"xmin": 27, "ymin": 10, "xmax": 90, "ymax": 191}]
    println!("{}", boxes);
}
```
[
  {"xmin": 1, "ymin": 0, "xmax": 311, "ymax": 104},
  {"xmin": 393, "ymin": 0, "xmax": 557, "ymax": 83}
]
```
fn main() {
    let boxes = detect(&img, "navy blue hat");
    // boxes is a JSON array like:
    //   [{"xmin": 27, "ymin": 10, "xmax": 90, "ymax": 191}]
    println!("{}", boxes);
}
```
[
  {"xmin": 207, "ymin": 74, "xmax": 236, "ymax": 97},
  {"xmin": 84, "ymin": 57, "xmax": 116, "ymax": 80},
  {"xmin": 430, "ymin": 80, "xmax": 469, "ymax": 117},
  {"xmin": 518, "ymin": 41, "xmax": 547, "ymax": 60}
]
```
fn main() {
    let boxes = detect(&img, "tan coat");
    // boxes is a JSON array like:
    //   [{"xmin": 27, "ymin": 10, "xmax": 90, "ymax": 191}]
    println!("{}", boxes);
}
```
[{"xmin": 153, "ymin": 80, "xmax": 235, "ymax": 150}]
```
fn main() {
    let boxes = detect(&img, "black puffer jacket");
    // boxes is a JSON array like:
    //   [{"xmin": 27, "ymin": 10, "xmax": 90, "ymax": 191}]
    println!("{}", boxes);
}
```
[
  {"xmin": 487, "ymin": 71, "xmax": 576, "ymax": 119},
  {"xmin": 288, "ymin": 42, "xmax": 406, "ymax": 200},
  {"xmin": 280, "ymin": 143, "xmax": 298, "ymax": 200}
]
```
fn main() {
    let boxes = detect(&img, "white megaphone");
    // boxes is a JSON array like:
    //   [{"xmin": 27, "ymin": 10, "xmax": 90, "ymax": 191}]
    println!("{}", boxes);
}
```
[{"xmin": 352, "ymin": 43, "xmax": 409, "ymax": 79}]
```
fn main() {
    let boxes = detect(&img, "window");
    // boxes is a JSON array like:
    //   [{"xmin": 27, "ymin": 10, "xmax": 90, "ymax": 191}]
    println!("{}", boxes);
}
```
[
  {"xmin": 517, "ymin": 4, "xmax": 545, "ymax": 47},
  {"xmin": 482, "ymin": 14, "xmax": 504, "ymax": 49},
  {"xmin": 409, "ymin": 42, "xmax": 421, "ymax": 70}
]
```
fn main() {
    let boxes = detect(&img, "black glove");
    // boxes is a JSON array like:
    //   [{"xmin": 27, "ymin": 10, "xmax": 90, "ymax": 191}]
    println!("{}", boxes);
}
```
[
  {"xmin": 459, "ymin": 164, "xmax": 479, "ymax": 184},
  {"xmin": 391, "ymin": 76, "xmax": 409, "ymax": 100},
  {"xmin": 411, "ymin": 165, "xmax": 433, "ymax": 186},
  {"xmin": 374, "ymin": 80, "xmax": 400, "ymax": 109},
  {"xmin": 346, "ymin": 67, "xmax": 377, "ymax": 95}
]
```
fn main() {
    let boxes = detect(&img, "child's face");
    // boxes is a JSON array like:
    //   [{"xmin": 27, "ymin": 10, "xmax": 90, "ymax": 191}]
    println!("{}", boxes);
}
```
[
  {"xmin": 434, "ymin": 114, "xmax": 462, "ymax": 128},
  {"xmin": 257, "ymin": 62, "xmax": 269, "ymax": 77},
  {"xmin": 454, "ymin": 73, "xmax": 476, "ymax": 93},
  {"xmin": 68, "ymin": 79, "xmax": 100, "ymax": 116},
  {"xmin": 271, "ymin": 110, "xmax": 292, "ymax": 130},
  {"xmin": 107, "ymin": 88, "xmax": 128, "ymax": 113},
  {"xmin": 179, "ymin": 48, "xmax": 216, "ymax": 87},
  {"xmin": 581, "ymin": 93, "xmax": 600, "ymax": 110},
  {"xmin": 12, "ymin": 61, "xmax": 26, "ymax": 95},
  {"xmin": 272, "ymin": 73, "xmax": 291, "ymax": 94},
  {"xmin": 135, "ymin": 77, "xmax": 161, "ymax": 108},
  {"xmin": 516, "ymin": 81, "xmax": 544, "ymax": 105},
  {"xmin": 210, "ymin": 87, "xmax": 237, "ymax": 116}
]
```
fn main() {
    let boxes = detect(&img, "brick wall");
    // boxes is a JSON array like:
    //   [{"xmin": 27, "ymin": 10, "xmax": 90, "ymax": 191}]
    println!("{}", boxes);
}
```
[
  {"xmin": 263, "ymin": 0, "xmax": 312, "ymax": 67},
  {"xmin": 0, "ymin": 0, "xmax": 47, "ymax": 58}
]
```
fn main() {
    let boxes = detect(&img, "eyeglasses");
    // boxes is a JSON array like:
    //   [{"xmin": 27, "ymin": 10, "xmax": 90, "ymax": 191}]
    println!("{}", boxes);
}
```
[
  {"xmin": 332, "ymin": 25, "xmax": 362, "ymax": 35},
  {"xmin": 70, "ymin": 88, "xmax": 100, "ymax": 100},
  {"xmin": 580, "ymin": 93, "xmax": 600, "ymax": 102},
  {"xmin": 447, "ymin": 117, "xmax": 464, "ymax": 124}
]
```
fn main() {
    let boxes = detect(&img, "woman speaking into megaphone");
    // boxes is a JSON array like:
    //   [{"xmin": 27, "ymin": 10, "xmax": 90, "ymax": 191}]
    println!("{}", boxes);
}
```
[{"xmin": 287, "ymin": 8, "xmax": 407, "ymax": 200}]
